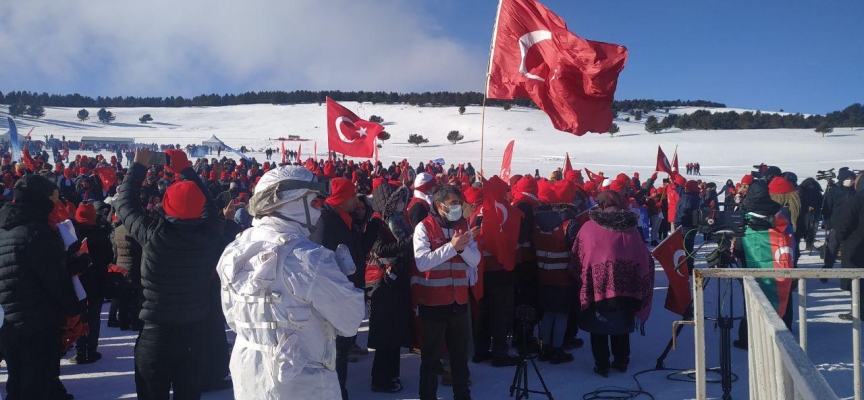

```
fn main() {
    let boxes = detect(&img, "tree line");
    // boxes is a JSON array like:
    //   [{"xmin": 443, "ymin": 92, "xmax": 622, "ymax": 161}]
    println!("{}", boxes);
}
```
[
  {"xmin": 638, "ymin": 105, "xmax": 864, "ymax": 133},
  {"xmin": 0, "ymin": 89, "xmax": 722, "ymax": 113}
]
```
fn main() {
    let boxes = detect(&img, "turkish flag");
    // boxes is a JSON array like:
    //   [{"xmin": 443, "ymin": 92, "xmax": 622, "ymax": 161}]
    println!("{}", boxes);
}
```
[
  {"xmin": 584, "ymin": 167, "xmax": 604, "ymax": 184},
  {"xmin": 563, "ymin": 152, "xmax": 573, "ymax": 172},
  {"xmin": 281, "ymin": 141, "xmax": 286, "ymax": 164},
  {"xmin": 651, "ymin": 228, "xmax": 691, "ymax": 316},
  {"xmin": 22, "ymin": 147, "xmax": 38, "ymax": 171},
  {"xmin": 326, "ymin": 97, "xmax": 383, "ymax": 158},
  {"xmin": 481, "ymin": 176, "xmax": 523, "ymax": 270},
  {"xmin": 487, "ymin": 0, "xmax": 627, "ymax": 136},
  {"xmin": 656, "ymin": 146, "xmax": 673, "ymax": 174},
  {"xmin": 93, "ymin": 167, "xmax": 118, "ymax": 189},
  {"xmin": 671, "ymin": 149, "xmax": 679, "ymax": 174},
  {"xmin": 500, "ymin": 140, "xmax": 515, "ymax": 182}
]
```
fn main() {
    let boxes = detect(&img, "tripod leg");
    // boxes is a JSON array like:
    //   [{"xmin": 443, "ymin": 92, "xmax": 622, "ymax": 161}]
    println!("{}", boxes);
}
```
[
  {"xmin": 529, "ymin": 358, "xmax": 554, "ymax": 400},
  {"xmin": 510, "ymin": 361, "xmax": 522, "ymax": 396}
]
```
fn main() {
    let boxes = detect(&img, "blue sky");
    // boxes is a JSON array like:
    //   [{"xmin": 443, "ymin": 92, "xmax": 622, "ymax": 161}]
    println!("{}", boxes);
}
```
[{"xmin": 1, "ymin": 0, "xmax": 861, "ymax": 114}]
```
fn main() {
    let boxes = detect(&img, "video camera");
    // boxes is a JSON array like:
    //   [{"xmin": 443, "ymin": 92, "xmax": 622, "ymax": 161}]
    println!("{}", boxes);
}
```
[
  {"xmin": 693, "ymin": 206, "xmax": 746, "ymax": 237},
  {"xmin": 816, "ymin": 168, "xmax": 836, "ymax": 181}
]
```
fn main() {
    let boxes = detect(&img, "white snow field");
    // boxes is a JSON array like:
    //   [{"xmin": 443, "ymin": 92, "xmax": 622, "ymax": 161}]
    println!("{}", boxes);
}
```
[{"xmin": 0, "ymin": 103, "xmax": 862, "ymax": 399}]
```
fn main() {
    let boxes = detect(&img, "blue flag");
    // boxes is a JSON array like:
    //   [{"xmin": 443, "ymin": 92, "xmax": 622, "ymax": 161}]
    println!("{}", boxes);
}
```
[{"xmin": 7, "ymin": 117, "xmax": 21, "ymax": 162}]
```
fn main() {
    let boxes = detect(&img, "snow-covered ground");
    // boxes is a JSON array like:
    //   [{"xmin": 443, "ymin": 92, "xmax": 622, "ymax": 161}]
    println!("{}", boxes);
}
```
[
  {"xmin": 2, "ymin": 103, "xmax": 861, "ymax": 184},
  {"xmin": 1, "ymin": 103, "xmax": 862, "ymax": 399}
]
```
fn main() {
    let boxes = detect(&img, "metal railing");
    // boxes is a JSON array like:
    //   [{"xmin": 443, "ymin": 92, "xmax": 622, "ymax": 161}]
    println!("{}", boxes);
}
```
[{"xmin": 692, "ymin": 268, "xmax": 864, "ymax": 400}]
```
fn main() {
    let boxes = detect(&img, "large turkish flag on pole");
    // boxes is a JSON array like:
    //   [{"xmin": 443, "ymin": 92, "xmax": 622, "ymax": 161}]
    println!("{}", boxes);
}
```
[
  {"xmin": 487, "ymin": 0, "xmax": 627, "ymax": 136},
  {"xmin": 326, "ymin": 97, "xmax": 383, "ymax": 158},
  {"xmin": 656, "ymin": 146, "xmax": 673, "ymax": 174}
]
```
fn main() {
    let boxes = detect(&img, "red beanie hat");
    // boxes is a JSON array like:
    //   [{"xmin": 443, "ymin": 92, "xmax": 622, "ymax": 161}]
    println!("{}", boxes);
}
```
[
  {"xmin": 564, "ymin": 170, "xmax": 582, "ymax": 183},
  {"xmin": 537, "ymin": 179, "xmax": 556, "ymax": 203},
  {"xmin": 515, "ymin": 176, "xmax": 538, "ymax": 196},
  {"xmin": 610, "ymin": 179, "xmax": 626, "ymax": 193},
  {"xmin": 75, "ymin": 202, "xmax": 97, "ymax": 225},
  {"xmin": 616, "ymin": 173, "xmax": 629, "ymax": 183},
  {"xmin": 325, "ymin": 177, "xmax": 356, "ymax": 206},
  {"xmin": 768, "ymin": 177, "xmax": 795, "ymax": 194},
  {"xmin": 162, "ymin": 181, "xmax": 206, "ymax": 220},
  {"xmin": 220, "ymin": 171, "xmax": 229, "ymax": 181},
  {"xmin": 583, "ymin": 180, "xmax": 597, "ymax": 195},
  {"xmin": 674, "ymin": 174, "xmax": 687, "ymax": 187},
  {"xmin": 372, "ymin": 178, "xmax": 386, "ymax": 192},
  {"xmin": 554, "ymin": 180, "xmax": 577, "ymax": 204},
  {"xmin": 741, "ymin": 175, "xmax": 754, "ymax": 185},
  {"xmin": 463, "ymin": 186, "xmax": 483, "ymax": 205}
]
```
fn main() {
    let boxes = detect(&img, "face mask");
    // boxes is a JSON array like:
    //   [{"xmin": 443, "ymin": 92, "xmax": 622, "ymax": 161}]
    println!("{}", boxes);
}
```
[
  {"xmin": 444, "ymin": 204, "xmax": 462, "ymax": 222},
  {"xmin": 844, "ymin": 179, "xmax": 854, "ymax": 188}
]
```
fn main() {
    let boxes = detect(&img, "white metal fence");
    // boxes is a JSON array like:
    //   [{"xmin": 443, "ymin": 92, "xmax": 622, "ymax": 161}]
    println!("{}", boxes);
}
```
[{"xmin": 692, "ymin": 268, "xmax": 864, "ymax": 400}]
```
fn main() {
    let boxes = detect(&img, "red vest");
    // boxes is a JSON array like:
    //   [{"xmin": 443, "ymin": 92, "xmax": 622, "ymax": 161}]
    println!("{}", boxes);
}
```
[
  {"xmin": 533, "ymin": 220, "xmax": 573, "ymax": 286},
  {"xmin": 411, "ymin": 216, "xmax": 470, "ymax": 307}
]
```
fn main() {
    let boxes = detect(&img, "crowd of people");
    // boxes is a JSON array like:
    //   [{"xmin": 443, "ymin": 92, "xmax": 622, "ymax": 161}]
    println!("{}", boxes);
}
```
[{"xmin": 0, "ymin": 138, "xmax": 861, "ymax": 400}]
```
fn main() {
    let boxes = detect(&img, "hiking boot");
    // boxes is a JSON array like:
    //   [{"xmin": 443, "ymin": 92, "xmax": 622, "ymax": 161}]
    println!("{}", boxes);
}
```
[
  {"xmin": 732, "ymin": 339, "xmax": 747, "ymax": 350},
  {"xmin": 350, "ymin": 343, "xmax": 369, "ymax": 356},
  {"xmin": 594, "ymin": 366, "xmax": 610, "ymax": 378},
  {"xmin": 549, "ymin": 349, "xmax": 573, "ymax": 365},
  {"xmin": 107, "ymin": 318, "xmax": 119, "ymax": 328},
  {"xmin": 611, "ymin": 361, "xmax": 628, "ymax": 373},
  {"xmin": 69, "ymin": 351, "xmax": 88, "ymax": 365},
  {"xmin": 371, "ymin": 379, "xmax": 403, "ymax": 393},
  {"xmin": 563, "ymin": 337, "xmax": 584, "ymax": 350},
  {"xmin": 491, "ymin": 354, "xmax": 519, "ymax": 368},
  {"xmin": 839, "ymin": 312, "xmax": 855, "ymax": 321},
  {"xmin": 538, "ymin": 347, "xmax": 552, "ymax": 362}
]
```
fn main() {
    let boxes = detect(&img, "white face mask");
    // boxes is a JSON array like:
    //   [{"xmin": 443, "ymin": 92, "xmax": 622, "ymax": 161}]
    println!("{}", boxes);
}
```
[{"xmin": 443, "ymin": 204, "xmax": 462, "ymax": 222}]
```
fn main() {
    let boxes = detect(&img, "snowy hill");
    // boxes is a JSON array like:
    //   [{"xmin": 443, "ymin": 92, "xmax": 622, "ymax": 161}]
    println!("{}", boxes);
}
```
[{"xmin": 2, "ymin": 103, "xmax": 861, "ymax": 183}]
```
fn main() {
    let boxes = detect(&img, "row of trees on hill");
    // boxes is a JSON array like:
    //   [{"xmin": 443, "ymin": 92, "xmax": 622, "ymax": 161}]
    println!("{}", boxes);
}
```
[
  {"xmin": 7, "ymin": 103, "xmax": 45, "ymax": 118},
  {"xmin": 635, "ymin": 105, "xmax": 864, "ymax": 134},
  {"xmin": 0, "ymin": 89, "xmax": 724, "ymax": 114}
]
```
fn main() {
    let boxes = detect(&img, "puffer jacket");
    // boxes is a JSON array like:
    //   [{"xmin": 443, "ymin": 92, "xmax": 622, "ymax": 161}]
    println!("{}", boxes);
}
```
[
  {"xmin": 75, "ymin": 222, "xmax": 114, "ymax": 300},
  {"xmin": 218, "ymin": 216, "xmax": 365, "ymax": 400},
  {"xmin": 835, "ymin": 183, "xmax": 864, "ymax": 269},
  {"xmin": 114, "ymin": 163, "xmax": 223, "ymax": 325},
  {"xmin": 112, "ymin": 221, "xmax": 142, "ymax": 283},
  {"xmin": 0, "ymin": 202, "xmax": 79, "ymax": 332}
]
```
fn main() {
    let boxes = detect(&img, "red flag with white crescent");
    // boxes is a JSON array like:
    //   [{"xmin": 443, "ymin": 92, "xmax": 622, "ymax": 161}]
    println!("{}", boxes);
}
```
[
  {"xmin": 656, "ymin": 146, "xmax": 673, "ymax": 174},
  {"xmin": 499, "ymin": 140, "xmax": 515, "ymax": 182},
  {"xmin": 326, "ymin": 97, "xmax": 383, "ymax": 158},
  {"xmin": 671, "ymin": 148, "xmax": 679, "ymax": 174},
  {"xmin": 651, "ymin": 228, "xmax": 691, "ymax": 316},
  {"xmin": 481, "ymin": 176, "xmax": 523, "ymax": 270},
  {"xmin": 487, "ymin": 0, "xmax": 627, "ymax": 135}
]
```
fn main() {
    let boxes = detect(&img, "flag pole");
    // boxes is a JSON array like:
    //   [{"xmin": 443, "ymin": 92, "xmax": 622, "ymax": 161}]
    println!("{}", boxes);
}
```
[{"xmin": 481, "ymin": 0, "xmax": 504, "ymax": 176}]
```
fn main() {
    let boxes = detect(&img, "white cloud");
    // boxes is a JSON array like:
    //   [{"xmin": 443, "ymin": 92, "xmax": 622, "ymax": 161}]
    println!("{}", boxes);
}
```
[{"xmin": 0, "ymin": 0, "xmax": 487, "ymax": 96}]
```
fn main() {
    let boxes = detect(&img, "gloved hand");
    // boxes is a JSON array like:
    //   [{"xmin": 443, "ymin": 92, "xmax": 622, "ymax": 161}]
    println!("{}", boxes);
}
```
[
  {"xmin": 165, "ymin": 149, "xmax": 192, "ymax": 174},
  {"xmin": 334, "ymin": 244, "xmax": 356, "ymax": 276}
]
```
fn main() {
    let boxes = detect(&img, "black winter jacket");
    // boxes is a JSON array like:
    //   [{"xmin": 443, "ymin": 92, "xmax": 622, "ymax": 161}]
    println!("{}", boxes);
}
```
[
  {"xmin": 75, "ymin": 222, "xmax": 114, "ymax": 300},
  {"xmin": 112, "ymin": 221, "xmax": 142, "ymax": 284},
  {"xmin": 835, "ymin": 184, "xmax": 864, "ymax": 269},
  {"xmin": 114, "ymin": 163, "xmax": 222, "ymax": 325},
  {"xmin": 309, "ymin": 203, "xmax": 375, "ymax": 289},
  {"xmin": 0, "ymin": 203, "xmax": 79, "ymax": 332},
  {"xmin": 675, "ymin": 190, "xmax": 702, "ymax": 228}
]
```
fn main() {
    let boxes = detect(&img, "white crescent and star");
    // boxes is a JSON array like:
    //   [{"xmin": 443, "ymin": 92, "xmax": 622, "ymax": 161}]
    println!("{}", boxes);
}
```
[
  {"xmin": 494, "ymin": 201, "xmax": 508, "ymax": 232},
  {"xmin": 673, "ymin": 249, "xmax": 687, "ymax": 277},
  {"xmin": 518, "ymin": 30, "xmax": 552, "ymax": 81},
  {"xmin": 774, "ymin": 246, "xmax": 793, "ymax": 266},
  {"xmin": 334, "ymin": 117, "xmax": 369, "ymax": 144}
]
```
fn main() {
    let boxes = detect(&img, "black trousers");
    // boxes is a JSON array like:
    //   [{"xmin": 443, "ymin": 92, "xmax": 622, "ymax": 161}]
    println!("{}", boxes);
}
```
[
  {"xmin": 200, "ymin": 309, "xmax": 230, "ymax": 389},
  {"xmin": 76, "ymin": 297, "xmax": 103, "ymax": 353},
  {"xmin": 419, "ymin": 311, "xmax": 471, "ymax": 400},
  {"xmin": 474, "ymin": 271, "xmax": 515, "ymax": 357},
  {"xmin": 118, "ymin": 285, "xmax": 143, "ymax": 330},
  {"xmin": 0, "ymin": 326, "xmax": 61, "ymax": 400},
  {"xmin": 336, "ymin": 335, "xmax": 354, "ymax": 400},
  {"xmin": 590, "ymin": 333, "xmax": 630, "ymax": 369},
  {"xmin": 371, "ymin": 347, "xmax": 401, "ymax": 386},
  {"xmin": 823, "ymin": 229, "xmax": 841, "ymax": 268},
  {"xmin": 135, "ymin": 322, "xmax": 206, "ymax": 400}
]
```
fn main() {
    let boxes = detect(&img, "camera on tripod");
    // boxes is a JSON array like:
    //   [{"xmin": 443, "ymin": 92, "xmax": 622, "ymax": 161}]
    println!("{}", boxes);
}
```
[
  {"xmin": 692, "ymin": 207, "xmax": 746, "ymax": 237},
  {"xmin": 816, "ymin": 168, "xmax": 836, "ymax": 182}
]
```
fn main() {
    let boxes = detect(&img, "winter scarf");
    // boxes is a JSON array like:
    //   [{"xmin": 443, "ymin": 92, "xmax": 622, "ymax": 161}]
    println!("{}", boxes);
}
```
[{"xmin": 572, "ymin": 207, "xmax": 654, "ymax": 322}]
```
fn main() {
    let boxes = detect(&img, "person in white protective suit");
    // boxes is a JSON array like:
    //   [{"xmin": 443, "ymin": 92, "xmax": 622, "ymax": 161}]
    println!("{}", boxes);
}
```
[{"xmin": 216, "ymin": 166, "xmax": 365, "ymax": 400}]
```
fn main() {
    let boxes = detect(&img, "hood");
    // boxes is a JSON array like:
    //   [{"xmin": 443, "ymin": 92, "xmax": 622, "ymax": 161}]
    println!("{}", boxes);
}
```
[
  {"xmin": 839, "ymin": 169, "xmax": 856, "ymax": 183},
  {"xmin": 744, "ymin": 181, "xmax": 781, "ymax": 216},
  {"xmin": 534, "ymin": 203, "xmax": 578, "ymax": 232},
  {"xmin": 799, "ymin": 177, "xmax": 822, "ymax": 193},
  {"xmin": 588, "ymin": 207, "xmax": 638, "ymax": 232},
  {"xmin": 0, "ymin": 202, "xmax": 50, "ymax": 230}
]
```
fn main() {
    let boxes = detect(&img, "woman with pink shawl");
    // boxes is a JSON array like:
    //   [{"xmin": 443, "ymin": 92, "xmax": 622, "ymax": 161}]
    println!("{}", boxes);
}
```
[{"xmin": 570, "ymin": 191, "xmax": 654, "ymax": 377}]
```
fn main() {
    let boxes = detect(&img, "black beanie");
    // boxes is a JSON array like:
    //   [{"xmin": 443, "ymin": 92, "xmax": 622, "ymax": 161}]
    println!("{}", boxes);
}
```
[{"xmin": 14, "ymin": 174, "xmax": 57, "ymax": 216}]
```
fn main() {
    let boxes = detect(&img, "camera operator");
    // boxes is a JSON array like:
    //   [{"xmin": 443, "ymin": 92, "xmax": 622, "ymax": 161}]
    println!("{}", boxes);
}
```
[
  {"xmin": 833, "ymin": 172, "xmax": 864, "ymax": 320},
  {"xmin": 822, "ymin": 168, "xmax": 857, "ymax": 272},
  {"xmin": 674, "ymin": 180, "xmax": 702, "ymax": 272}
]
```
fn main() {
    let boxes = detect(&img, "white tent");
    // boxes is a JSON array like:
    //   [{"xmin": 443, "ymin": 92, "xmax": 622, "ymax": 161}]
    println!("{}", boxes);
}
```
[{"xmin": 202, "ymin": 135, "xmax": 222, "ymax": 151}]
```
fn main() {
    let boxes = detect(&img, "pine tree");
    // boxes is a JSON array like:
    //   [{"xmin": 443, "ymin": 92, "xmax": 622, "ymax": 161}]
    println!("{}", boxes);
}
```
[
  {"xmin": 378, "ymin": 131, "xmax": 390, "ymax": 141},
  {"xmin": 139, "ymin": 114, "xmax": 153, "ymax": 123},
  {"xmin": 503, "ymin": 103, "xmax": 513, "ymax": 111},
  {"xmin": 77, "ymin": 109, "xmax": 90, "ymax": 121},
  {"xmin": 25, "ymin": 103, "xmax": 45, "ymax": 118},
  {"xmin": 97, "ymin": 108, "xmax": 115, "ymax": 123},
  {"xmin": 634, "ymin": 110, "xmax": 643, "ymax": 121},
  {"xmin": 369, "ymin": 115, "xmax": 384, "ymax": 123},
  {"xmin": 8, "ymin": 103, "xmax": 26, "ymax": 117},
  {"xmin": 608, "ymin": 123, "xmax": 620, "ymax": 138},
  {"xmin": 408, "ymin": 134, "xmax": 429, "ymax": 147},
  {"xmin": 447, "ymin": 130, "xmax": 464, "ymax": 144},
  {"xmin": 815, "ymin": 122, "xmax": 833, "ymax": 138},
  {"xmin": 459, "ymin": 106, "xmax": 466, "ymax": 115},
  {"xmin": 644, "ymin": 115, "xmax": 662, "ymax": 134}
]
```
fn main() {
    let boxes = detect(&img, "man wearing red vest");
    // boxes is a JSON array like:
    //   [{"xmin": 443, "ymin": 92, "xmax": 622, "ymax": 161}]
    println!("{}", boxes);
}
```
[
  {"xmin": 512, "ymin": 176, "xmax": 541, "ymax": 349},
  {"xmin": 412, "ymin": 185, "xmax": 480, "ymax": 400}
]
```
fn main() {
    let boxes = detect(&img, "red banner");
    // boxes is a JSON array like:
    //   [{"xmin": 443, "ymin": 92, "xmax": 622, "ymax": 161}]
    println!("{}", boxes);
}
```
[
  {"xmin": 651, "ymin": 228, "xmax": 691, "ymax": 316},
  {"xmin": 656, "ymin": 146, "xmax": 672, "ymax": 174},
  {"xmin": 499, "ymin": 140, "xmax": 515, "ymax": 182}
]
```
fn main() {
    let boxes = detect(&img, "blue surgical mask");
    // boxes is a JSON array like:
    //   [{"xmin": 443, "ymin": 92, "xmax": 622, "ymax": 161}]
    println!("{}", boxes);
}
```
[{"xmin": 445, "ymin": 205, "xmax": 462, "ymax": 222}]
